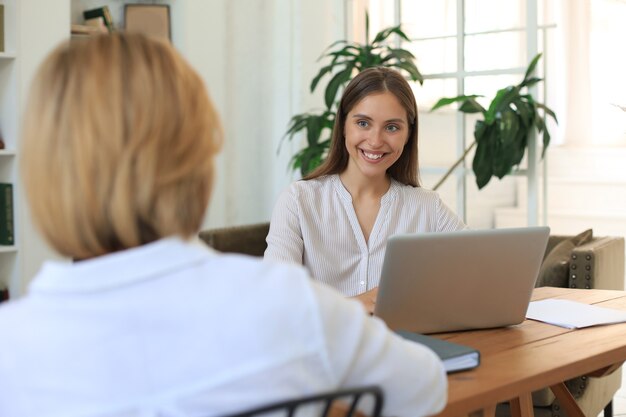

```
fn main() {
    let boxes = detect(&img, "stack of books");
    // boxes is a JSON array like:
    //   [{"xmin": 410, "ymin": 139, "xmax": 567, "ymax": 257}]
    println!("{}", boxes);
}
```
[{"xmin": 71, "ymin": 6, "xmax": 114, "ymax": 37}]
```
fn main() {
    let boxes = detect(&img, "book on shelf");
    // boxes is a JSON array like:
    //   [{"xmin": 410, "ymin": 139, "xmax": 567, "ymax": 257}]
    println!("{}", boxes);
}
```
[
  {"xmin": 0, "ymin": 183, "xmax": 14, "ymax": 246},
  {"xmin": 71, "ymin": 20, "xmax": 107, "ymax": 36},
  {"xmin": 83, "ymin": 6, "xmax": 114, "ymax": 33},
  {"xmin": 0, "ymin": 4, "xmax": 5, "ymax": 52},
  {"xmin": 0, "ymin": 282, "xmax": 8, "ymax": 303},
  {"xmin": 396, "ymin": 330, "xmax": 480, "ymax": 373}
]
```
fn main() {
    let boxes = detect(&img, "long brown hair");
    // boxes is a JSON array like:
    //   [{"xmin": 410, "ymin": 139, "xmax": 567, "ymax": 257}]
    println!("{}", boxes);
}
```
[
  {"xmin": 21, "ymin": 33, "xmax": 222, "ymax": 259},
  {"xmin": 306, "ymin": 67, "xmax": 420, "ymax": 186}
]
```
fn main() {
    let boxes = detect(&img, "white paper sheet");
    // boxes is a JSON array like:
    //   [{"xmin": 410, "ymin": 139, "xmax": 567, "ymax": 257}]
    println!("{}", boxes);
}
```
[{"xmin": 526, "ymin": 299, "xmax": 626, "ymax": 329}]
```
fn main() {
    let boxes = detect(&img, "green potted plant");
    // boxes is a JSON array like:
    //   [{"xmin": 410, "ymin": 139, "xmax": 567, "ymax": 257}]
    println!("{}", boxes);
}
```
[
  {"xmin": 430, "ymin": 53, "xmax": 558, "ymax": 190},
  {"xmin": 282, "ymin": 14, "xmax": 422, "ymax": 176}
]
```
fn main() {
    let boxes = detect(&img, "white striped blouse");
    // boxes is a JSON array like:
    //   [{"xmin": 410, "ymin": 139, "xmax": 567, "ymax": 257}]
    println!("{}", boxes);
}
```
[{"xmin": 264, "ymin": 174, "xmax": 467, "ymax": 296}]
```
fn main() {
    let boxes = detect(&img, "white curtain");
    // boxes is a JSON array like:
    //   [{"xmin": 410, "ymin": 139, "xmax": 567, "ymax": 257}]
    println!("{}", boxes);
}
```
[
  {"xmin": 555, "ymin": 0, "xmax": 626, "ymax": 147},
  {"xmin": 554, "ymin": 0, "xmax": 593, "ymax": 146}
]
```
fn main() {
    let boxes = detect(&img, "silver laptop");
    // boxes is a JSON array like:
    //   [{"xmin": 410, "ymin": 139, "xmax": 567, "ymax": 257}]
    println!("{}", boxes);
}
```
[{"xmin": 374, "ymin": 226, "xmax": 550, "ymax": 334}]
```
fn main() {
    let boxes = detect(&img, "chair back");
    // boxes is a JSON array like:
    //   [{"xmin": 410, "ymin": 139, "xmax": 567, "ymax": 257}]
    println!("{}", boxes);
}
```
[
  {"xmin": 198, "ymin": 222, "xmax": 270, "ymax": 257},
  {"xmin": 221, "ymin": 386, "xmax": 384, "ymax": 417}
]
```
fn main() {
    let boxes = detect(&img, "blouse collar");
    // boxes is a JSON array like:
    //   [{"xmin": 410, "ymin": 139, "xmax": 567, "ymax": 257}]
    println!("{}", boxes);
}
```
[{"xmin": 28, "ymin": 237, "xmax": 215, "ymax": 294}]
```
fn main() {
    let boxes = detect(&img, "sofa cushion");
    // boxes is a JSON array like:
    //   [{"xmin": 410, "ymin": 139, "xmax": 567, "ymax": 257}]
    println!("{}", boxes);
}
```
[
  {"xmin": 535, "ymin": 229, "xmax": 593, "ymax": 288},
  {"xmin": 198, "ymin": 223, "xmax": 270, "ymax": 257}
]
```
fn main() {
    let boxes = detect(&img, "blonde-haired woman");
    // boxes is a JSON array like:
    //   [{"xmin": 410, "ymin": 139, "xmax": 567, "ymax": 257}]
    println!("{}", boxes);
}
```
[{"xmin": 0, "ymin": 34, "xmax": 446, "ymax": 417}]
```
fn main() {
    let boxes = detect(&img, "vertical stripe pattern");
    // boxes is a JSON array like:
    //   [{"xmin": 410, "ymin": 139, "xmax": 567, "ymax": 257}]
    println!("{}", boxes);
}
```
[{"xmin": 265, "ymin": 175, "xmax": 467, "ymax": 296}]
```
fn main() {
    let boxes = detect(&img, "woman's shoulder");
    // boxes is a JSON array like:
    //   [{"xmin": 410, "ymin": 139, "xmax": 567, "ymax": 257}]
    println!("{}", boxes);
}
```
[
  {"xmin": 205, "ymin": 253, "xmax": 309, "ymax": 298},
  {"xmin": 283, "ymin": 175, "xmax": 336, "ymax": 197},
  {"xmin": 213, "ymin": 252, "xmax": 307, "ymax": 279},
  {"xmin": 393, "ymin": 182, "xmax": 442, "ymax": 202}
]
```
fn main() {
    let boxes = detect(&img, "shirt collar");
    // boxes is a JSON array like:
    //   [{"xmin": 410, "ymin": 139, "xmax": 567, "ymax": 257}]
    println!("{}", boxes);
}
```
[{"xmin": 28, "ymin": 237, "xmax": 216, "ymax": 294}]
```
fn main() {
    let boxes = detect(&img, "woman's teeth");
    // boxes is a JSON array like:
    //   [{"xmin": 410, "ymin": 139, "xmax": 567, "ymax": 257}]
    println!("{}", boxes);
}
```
[{"xmin": 363, "ymin": 151, "xmax": 383, "ymax": 160}]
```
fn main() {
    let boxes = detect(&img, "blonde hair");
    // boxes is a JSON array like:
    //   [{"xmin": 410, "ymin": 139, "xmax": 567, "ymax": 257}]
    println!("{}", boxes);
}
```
[{"xmin": 21, "ymin": 33, "xmax": 222, "ymax": 259}]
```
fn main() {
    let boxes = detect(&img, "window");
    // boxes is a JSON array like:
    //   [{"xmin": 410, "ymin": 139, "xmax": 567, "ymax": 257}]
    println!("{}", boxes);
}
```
[{"xmin": 351, "ymin": 0, "xmax": 557, "ymax": 227}]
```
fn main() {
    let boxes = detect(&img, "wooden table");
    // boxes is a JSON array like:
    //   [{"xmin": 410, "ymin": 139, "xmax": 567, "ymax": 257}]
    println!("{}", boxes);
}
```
[{"xmin": 432, "ymin": 287, "xmax": 626, "ymax": 417}]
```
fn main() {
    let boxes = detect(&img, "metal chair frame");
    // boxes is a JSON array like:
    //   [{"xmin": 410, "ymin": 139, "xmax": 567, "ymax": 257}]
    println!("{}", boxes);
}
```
[{"xmin": 221, "ymin": 386, "xmax": 384, "ymax": 417}]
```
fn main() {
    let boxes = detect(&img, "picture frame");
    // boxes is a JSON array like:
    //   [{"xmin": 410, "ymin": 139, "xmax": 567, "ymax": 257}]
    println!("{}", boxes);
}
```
[{"xmin": 124, "ymin": 4, "xmax": 171, "ymax": 41}]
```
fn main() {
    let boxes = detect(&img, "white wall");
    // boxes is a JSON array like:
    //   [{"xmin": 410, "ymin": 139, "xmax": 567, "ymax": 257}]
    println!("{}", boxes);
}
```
[
  {"xmin": 18, "ymin": 0, "xmax": 71, "ymax": 291},
  {"xmin": 173, "ymin": 0, "xmax": 346, "ymax": 229}
]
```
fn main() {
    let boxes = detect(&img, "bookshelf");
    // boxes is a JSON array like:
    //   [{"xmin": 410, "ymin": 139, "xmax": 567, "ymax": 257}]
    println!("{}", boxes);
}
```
[
  {"xmin": 0, "ymin": 0, "xmax": 69, "ymax": 298},
  {"xmin": 0, "ymin": 0, "xmax": 18, "ymax": 297}
]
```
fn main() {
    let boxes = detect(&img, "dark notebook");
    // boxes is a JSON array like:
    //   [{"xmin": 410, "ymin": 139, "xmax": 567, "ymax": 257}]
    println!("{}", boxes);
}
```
[{"xmin": 397, "ymin": 330, "xmax": 480, "ymax": 373}]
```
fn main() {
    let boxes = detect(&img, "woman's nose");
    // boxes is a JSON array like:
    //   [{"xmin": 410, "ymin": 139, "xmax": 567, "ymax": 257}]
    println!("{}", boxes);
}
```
[{"xmin": 367, "ymin": 129, "xmax": 384, "ymax": 148}]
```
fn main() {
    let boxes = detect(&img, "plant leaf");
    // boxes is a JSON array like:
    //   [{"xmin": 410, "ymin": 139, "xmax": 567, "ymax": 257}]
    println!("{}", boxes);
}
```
[
  {"xmin": 373, "ymin": 26, "xmax": 410, "ymax": 45},
  {"xmin": 541, "ymin": 129, "xmax": 551, "ymax": 158},
  {"xmin": 355, "ymin": 45, "xmax": 375, "ymax": 69},
  {"xmin": 426, "ymin": 51, "xmax": 558, "ymax": 187},
  {"xmin": 297, "ymin": 139, "xmax": 332, "ymax": 176},
  {"xmin": 523, "ymin": 53, "xmax": 542, "ymax": 83},
  {"xmin": 365, "ymin": 11, "xmax": 370, "ymax": 45},
  {"xmin": 536, "ymin": 102, "xmax": 558, "ymax": 123},
  {"xmin": 324, "ymin": 66, "xmax": 353, "ymax": 109},
  {"xmin": 310, "ymin": 64, "xmax": 334, "ymax": 93},
  {"xmin": 493, "ymin": 110, "xmax": 520, "ymax": 177},
  {"xmin": 327, "ymin": 49, "xmax": 358, "ymax": 61},
  {"xmin": 459, "ymin": 98, "xmax": 486, "ymax": 114},
  {"xmin": 317, "ymin": 39, "xmax": 348, "ymax": 60},
  {"xmin": 472, "ymin": 122, "xmax": 495, "ymax": 189},
  {"xmin": 508, "ymin": 128, "xmax": 527, "ymax": 169},
  {"xmin": 512, "ymin": 98, "xmax": 534, "ymax": 128},
  {"xmin": 534, "ymin": 112, "xmax": 546, "ymax": 133},
  {"xmin": 485, "ymin": 86, "xmax": 520, "ymax": 123},
  {"xmin": 279, "ymin": 111, "xmax": 334, "ymax": 156},
  {"xmin": 389, "ymin": 27, "xmax": 411, "ymax": 42},
  {"xmin": 431, "ymin": 95, "xmax": 483, "ymax": 112},
  {"xmin": 391, "ymin": 59, "xmax": 423, "ymax": 84},
  {"xmin": 305, "ymin": 116, "xmax": 322, "ymax": 147},
  {"xmin": 498, "ymin": 110, "xmax": 519, "ymax": 147},
  {"xmin": 284, "ymin": 114, "xmax": 309, "ymax": 138},
  {"xmin": 372, "ymin": 27, "xmax": 391, "ymax": 45},
  {"xmin": 519, "ymin": 76, "xmax": 543, "ymax": 88},
  {"xmin": 381, "ymin": 48, "xmax": 416, "ymax": 63}
]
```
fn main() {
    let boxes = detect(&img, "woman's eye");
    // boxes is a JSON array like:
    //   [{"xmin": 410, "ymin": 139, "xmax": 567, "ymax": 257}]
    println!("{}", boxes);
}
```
[
  {"xmin": 357, "ymin": 120, "xmax": 369, "ymax": 128},
  {"xmin": 386, "ymin": 125, "xmax": 399, "ymax": 132}
]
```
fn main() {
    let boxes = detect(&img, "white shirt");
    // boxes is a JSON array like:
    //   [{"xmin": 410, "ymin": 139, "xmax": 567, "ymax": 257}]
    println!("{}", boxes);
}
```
[
  {"xmin": 265, "ymin": 175, "xmax": 467, "ymax": 296},
  {"xmin": 0, "ymin": 237, "xmax": 446, "ymax": 417}
]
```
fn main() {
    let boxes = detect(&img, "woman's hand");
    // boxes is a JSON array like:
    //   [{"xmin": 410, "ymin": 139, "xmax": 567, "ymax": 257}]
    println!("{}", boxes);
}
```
[{"xmin": 352, "ymin": 287, "xmax": 379, "ymax": 315}]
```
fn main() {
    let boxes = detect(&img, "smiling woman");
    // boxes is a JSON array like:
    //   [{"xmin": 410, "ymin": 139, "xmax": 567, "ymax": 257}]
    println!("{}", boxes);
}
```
[
  {"xmin": 264, "ymin": 67, "xmax": 466, "ymax": 313},
  {"xmin": 308, "ymin": 67, "xmax": 419, "ymax": 187},
  {"xmin": 343, "ymin": 91, "xmax": 410, "ymax": 185}
]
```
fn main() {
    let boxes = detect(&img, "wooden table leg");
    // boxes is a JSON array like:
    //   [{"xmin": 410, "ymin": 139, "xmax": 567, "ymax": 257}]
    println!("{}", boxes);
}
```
[
  {"xmin": 550, "ymin": 383, "xmax": 585, "ymax": 417},
  {"xmin": 510, "ymin": 393, "xmax": 534, "ymax": 417}
]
